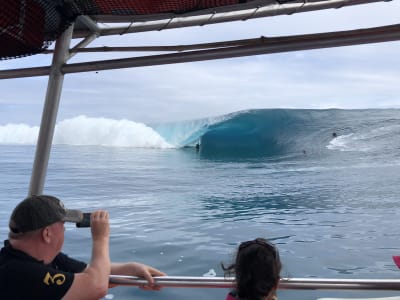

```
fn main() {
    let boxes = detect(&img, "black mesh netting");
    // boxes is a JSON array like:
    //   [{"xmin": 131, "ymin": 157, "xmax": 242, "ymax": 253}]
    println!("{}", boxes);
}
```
[
  {"xmin": 86, "ymin": 0, "xmax": 248, "ymax": 15},
  {"xmin": 1, "ymin": 0, "xmax": 292, "ymax": 60},
  {"xmin": 1, "ymin": 0, "xmax": 81, "ymax": 60}
]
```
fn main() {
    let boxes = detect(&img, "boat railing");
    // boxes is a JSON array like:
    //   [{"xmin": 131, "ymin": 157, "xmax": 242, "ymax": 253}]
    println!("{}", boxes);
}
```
[{"xmin": 109, "ymin": 275, "xmax": 400, "ymax": 290}]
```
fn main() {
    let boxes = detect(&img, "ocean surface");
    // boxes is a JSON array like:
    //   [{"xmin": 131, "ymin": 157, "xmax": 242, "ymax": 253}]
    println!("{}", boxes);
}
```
[{"xmin": 1, "ymin": 108, "xmax": 400, "ymax": 299}]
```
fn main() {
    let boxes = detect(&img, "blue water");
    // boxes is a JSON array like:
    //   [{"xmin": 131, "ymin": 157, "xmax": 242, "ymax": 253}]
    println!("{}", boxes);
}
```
[{"xmin": 1, "ymin": 109, "xmax": 400, "ymax": 299}]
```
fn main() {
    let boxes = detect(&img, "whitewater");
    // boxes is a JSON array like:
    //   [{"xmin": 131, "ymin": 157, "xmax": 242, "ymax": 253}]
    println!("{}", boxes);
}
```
[
  {"xmin": 0, "ymin": 115, "xmax": 173, "ymax": 148},
  {"xmin": 1, "ymin": 108, "xmax": 400, "ymax": 300}
]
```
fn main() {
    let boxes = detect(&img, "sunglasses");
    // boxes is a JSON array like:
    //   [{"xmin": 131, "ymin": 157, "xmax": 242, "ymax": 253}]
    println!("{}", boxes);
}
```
[{"xmin": 239, "ymin": 238, "xmax": 279, "ymax": 259}]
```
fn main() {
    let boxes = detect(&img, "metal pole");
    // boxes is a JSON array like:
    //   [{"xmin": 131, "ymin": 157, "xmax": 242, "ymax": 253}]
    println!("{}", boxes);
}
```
[
  {"xmin": 28, "ymin": 25, "xmax": 74, "ymax": 196},
  {"xmin": 67, "ymin": 33, "xmax": 98, "ymax": 60},
  {"xmin": 109, "ymin": 275, "xmax": 400, "ymax": 290},
  {"xmin": 74, "ymin": 0, "xmax": 388, "ymax": 36},
  {"xmin": 1, "ymin": 24, "xmax": 399, "ymax": 80},
  {"xmin": 1, "ymin": 24, "xmax": 398, "ymax": 80},
  {"xmin": 62, "ymin": 24, "xmax": 400, "ymax": 75}
]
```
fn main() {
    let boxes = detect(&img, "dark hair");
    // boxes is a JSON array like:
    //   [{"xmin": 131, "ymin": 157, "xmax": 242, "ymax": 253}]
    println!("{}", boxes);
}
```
[{"xmin": 222, "ymin": 238, "xmax": 281, "ymax": 300}]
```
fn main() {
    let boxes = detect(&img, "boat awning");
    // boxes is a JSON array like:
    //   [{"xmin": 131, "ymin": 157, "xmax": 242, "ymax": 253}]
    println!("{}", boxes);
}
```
[{"xmin": 0, "ymin": 0, "xmax": 393, "ymax": 60}]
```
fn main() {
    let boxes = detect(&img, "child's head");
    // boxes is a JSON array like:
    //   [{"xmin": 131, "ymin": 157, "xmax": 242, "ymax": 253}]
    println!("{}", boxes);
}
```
[{"xmin": 223, "ymin": 238, "xmax": 281, "ymax": 300}]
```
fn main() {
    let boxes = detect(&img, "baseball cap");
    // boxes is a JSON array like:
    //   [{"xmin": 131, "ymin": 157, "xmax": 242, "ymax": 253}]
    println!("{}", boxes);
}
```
[{"xmin": 9, "ymin": 195, "xmax": 84, "ymax": 233}]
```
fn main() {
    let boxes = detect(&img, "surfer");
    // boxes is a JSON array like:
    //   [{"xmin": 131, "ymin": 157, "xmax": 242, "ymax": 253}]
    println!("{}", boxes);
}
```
[
  {"xmin": 195, "ymin": 142, "xmax": 200, "ymax": 152},
  {"xmin": 332, "ymin": 132, "xmax": 337, "ymax": 138},
  {"xmin": 0, "ymin": 195, "xmax": 166, "ymax": 299},
  {"xmin": 221, "ymin": 238, "xmax": 281, "ymax": 300}
]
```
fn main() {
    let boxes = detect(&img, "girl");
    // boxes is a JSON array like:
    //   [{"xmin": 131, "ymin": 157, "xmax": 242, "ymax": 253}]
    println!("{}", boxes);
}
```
[{"xmin": 222, "ymin": 238, "xmax": 282, "ymax": 300}]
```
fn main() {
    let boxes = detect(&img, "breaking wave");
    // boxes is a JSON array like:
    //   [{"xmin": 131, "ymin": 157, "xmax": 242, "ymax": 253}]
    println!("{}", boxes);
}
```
[
  {"xmin": 0, "ymin": 115, "xmax": 172, "ymax": 148},
  {"xmin": 1, "ymin": 109, "xmax": 400, "ymax": 158}
]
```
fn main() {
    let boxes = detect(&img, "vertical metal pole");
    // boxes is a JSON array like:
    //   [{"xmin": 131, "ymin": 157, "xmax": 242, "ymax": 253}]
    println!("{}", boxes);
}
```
[{"xmin": 28, "ymin": 25, "xmax": 74, "ymax": 196}]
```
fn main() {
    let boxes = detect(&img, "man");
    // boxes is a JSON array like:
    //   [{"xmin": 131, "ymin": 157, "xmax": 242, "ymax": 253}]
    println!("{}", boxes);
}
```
[{"xmin": 0, "ymin": 195, "xmax": 165, "ymax": 299}]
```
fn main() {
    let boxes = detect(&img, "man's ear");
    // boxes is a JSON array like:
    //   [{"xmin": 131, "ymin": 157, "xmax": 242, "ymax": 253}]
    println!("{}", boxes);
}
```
[{"xmin": 41, "ymin": 227, "xmax": 51, "ymax": 244}]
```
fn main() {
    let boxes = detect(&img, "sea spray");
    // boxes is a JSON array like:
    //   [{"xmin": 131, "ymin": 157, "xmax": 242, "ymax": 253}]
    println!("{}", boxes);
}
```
[
  {"xmin": 0, "ymin": 115, "xmax": 173, "ymax": 148},
  {"xmin": 54, "ymin": 116, "xmax": 173, "ymax": 148},
  {"xmin": 0, "ymin": 123, "xmax": 39, "ymax": 144}
]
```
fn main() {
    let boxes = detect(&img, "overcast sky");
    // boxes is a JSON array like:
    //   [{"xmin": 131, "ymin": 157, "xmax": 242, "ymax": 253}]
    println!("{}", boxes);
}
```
[{"xmin": 1, "ymin": 1, "xmax": 399, "ymax": 126}]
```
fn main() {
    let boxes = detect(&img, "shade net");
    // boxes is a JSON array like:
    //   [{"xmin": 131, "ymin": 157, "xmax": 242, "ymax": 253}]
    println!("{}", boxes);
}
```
[{"xmin": 0, "ymin": 0, "xmax": 261, "ymax": 60}]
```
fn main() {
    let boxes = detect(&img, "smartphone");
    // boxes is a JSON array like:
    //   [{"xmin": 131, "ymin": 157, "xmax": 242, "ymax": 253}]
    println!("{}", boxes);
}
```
[{"xmin": 76, "ymin": 212, "xmax": 91, "ymax": 228}]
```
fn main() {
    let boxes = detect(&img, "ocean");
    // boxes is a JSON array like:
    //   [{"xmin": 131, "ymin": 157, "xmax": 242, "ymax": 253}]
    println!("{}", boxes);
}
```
[{"xmin": 1, "ymin": 108, "xmax": 400, "ymax": 300}]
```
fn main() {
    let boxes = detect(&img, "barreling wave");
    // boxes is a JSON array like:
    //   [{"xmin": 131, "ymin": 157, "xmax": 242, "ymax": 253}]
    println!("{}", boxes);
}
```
[
  {"xmin": 177, "ymin": 109, "xmax": 341, "ymax": 157},
  {"xmin": 1, "ymin": 109, "xmax": 400, "ymax": 158},
  {"xmin": 154, "ymin": 108, "xmax": 400, "ymax": 158}
]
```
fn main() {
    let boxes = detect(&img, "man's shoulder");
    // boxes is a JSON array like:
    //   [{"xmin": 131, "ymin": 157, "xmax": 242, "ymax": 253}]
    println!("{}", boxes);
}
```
[
  {"xmin": 0, "ymin": 240, "xmax": 39, "ymax": 265},
  {"xmin": 0, "ymin": 241, "xmax": 49, "ymax": 276}
]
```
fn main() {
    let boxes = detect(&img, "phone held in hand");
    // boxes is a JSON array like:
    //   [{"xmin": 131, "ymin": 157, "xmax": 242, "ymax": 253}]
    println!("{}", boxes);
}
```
[{"xmin": 76, "ymin": 213, "xmax": 91, "ymax": 228}]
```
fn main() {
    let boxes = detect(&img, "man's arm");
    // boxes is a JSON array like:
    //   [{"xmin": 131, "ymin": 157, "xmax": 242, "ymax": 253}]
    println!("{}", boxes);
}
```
[
  {"xmin": 110, "ymin": 262, "xmax": 166, "ymax": 286},
  {"xmin": 62, "ymin": 210, "xmax": 111, "ymax": 300}
]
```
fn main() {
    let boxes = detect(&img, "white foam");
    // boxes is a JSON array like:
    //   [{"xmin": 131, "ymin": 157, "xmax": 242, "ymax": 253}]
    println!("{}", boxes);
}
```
[
  {"xmin": 327, "ymin": 124, "xmax": 400, "ymax": 152},
  {"xmin": 327, "ymin": 132, "xmax": 374, "ymax": 152},
  {"xmin": 0, "ymin": 116, "xmax": 173, "ymax": 148},
  {"xmin": 0, "ymin": 123, "xmax": 39, "ymax": 144},
  {"xmin": 202, "ymin": 268, "xmax": 216, "ymax": 277},
  {"xmin": 326, "ymin": 133, "xmax": 359, "ymax": 152}
]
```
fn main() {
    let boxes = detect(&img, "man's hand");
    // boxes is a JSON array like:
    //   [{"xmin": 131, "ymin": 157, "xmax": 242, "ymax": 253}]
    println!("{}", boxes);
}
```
[
  {"xmin": 110, "ymin": 262, "xmax": 166, "ymax": 290},
  {"xmin": 90, "ymin": 210, "xmax": 110, "ymax": 241},
  {"xmin": 130, "ymin": 262, "xmax": 166, "ymax": 288}
]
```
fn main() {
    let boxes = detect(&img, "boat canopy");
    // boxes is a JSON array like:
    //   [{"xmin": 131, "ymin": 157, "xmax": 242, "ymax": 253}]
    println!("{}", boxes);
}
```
[{"xmin": 0, "ymin": 0, "xmax": 394, "ymax": 60}]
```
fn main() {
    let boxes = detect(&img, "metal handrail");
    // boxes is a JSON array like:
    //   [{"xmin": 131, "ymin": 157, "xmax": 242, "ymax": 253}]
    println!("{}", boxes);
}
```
[{"xmin": 109, "ymin": 275, "xmax": 400, "ymax": 290}]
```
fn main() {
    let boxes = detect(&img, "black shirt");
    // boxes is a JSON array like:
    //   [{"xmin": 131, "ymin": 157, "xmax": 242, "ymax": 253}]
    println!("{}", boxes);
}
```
[{"xmin": 0, "ymin": 240, "xmax": 87, "ymax": 300}]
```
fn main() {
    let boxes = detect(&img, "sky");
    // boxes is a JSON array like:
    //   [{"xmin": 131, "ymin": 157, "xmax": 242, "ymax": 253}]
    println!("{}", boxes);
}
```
[{"xmin": 1, "ymin": 1, "xmax": 400, "ymax": 126}]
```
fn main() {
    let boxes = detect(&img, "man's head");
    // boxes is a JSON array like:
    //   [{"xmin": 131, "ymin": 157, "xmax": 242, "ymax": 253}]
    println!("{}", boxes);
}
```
[{"xmin": 9, "ymin": 195, "xmax": 84, "ymax": 234}]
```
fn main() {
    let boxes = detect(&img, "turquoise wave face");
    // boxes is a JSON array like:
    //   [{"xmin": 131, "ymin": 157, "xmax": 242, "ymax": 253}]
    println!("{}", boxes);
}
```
[
  {"xmin": 200, "ymin": 110, "xmax": 290, "ymax": 157},
  {"xmin": 154, "ymin": 108, "xmax": 400, "ymax": 159}
]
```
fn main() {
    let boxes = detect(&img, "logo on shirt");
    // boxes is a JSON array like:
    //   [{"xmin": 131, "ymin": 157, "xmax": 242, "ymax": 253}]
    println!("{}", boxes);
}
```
[{"xmin": 43, "ymin": 272, "xmax": 66, "ymax": 286}]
